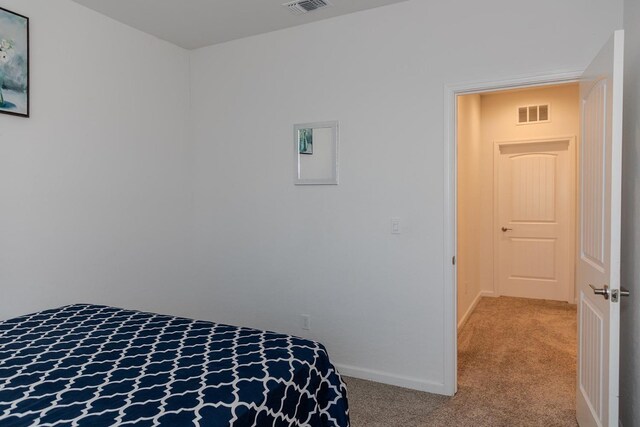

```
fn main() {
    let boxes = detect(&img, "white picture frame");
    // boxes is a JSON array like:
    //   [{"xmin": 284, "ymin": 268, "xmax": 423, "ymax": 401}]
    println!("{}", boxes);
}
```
[{"xmin": 294, "ymin": 121, "xmax": 339, "ymax": 185}]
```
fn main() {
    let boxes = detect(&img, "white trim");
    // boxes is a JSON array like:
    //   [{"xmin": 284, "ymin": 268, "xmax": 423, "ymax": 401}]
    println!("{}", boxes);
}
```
[
  {"xmin": 456, "ymin": 290, "xmax": 494, "ymax": 331},
  {"xmin": 493, "ymin": 135, "xmax": 576, "ymax": 145},
  {"xmin": 334, "ymin": 363, "xmax": 447, "ymax": 395},
  {"xmin": 457, "ymin": 291, "xmax": 482, "ymax": 331},
  {"xmin": 442, "ymin": 69, "xmax": 583, "ymax": 397}
]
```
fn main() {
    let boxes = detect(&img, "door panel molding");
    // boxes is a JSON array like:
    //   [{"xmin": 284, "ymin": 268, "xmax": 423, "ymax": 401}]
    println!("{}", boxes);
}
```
[
  {"xmin": 581, "ymin": 78, "xmax": 608, "ymax": 270},
  {"xmin": 579, "ymin": 291, "xmax": 604, "ymax": 423}
]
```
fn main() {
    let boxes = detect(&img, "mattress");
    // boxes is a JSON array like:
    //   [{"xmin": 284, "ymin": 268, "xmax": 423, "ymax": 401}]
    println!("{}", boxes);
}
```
[{"xmin": 0, "ymin": 304, "xmax": 350, "ymax": 426}]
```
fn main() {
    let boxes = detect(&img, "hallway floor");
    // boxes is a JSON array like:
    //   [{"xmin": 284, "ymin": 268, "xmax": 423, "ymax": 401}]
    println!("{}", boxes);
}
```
[{"xmin": 345, "ymin": 296, "xmax": 578, "ymax": 426}]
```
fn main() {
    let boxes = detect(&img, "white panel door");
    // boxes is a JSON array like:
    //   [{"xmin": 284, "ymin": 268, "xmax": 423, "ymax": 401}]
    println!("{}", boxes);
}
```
[
  {"xmin": 576, "ymin": 30, "xmax": 624, "ymax": 427},
  {"xmin": 496, "ymin": 139, "xmax": 574, "ymax": 302}
]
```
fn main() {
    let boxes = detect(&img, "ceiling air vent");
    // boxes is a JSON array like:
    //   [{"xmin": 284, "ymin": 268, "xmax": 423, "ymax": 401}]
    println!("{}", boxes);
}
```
[
  {"xmin": 517, "ymin": 104, "xmax": 551, "ymax": 125},
  {"xmin": 283, "ymin": 0, "xmax": 331, "ymax": 15}
]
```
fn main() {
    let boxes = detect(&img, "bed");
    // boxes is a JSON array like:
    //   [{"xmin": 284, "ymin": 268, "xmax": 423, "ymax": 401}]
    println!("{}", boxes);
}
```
[{"xmin": 0, "ymin": 304, "xmax": 350, "ymax": 426}]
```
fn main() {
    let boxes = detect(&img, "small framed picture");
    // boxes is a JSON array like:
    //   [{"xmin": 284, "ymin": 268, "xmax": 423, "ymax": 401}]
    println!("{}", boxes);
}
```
[
  {"xmin": 299, "ymin": 128, "xmax": 313, "ymax": 155},
  {"xmin": 0, "ymin": 6, "xmax": 29, "ymax": 118},
  {"xmin": 294, "ymin": 121, "xmax": 339, "ymax": 185}
]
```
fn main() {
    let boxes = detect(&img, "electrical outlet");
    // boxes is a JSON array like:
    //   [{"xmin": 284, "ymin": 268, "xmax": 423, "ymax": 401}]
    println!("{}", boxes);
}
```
[
  {"xmin": 391, "ymin": 217, "xmax": 401, "ymax": 234},
  {"xmin": 301, "ymin": 315, "xmax": 311, "ymax": 331}
]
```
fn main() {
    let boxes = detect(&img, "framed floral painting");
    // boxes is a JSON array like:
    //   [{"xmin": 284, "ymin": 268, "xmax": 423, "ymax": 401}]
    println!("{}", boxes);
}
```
[{"xmin": 0, "ymin": 6, "xmax": 29, "ymax": 118}]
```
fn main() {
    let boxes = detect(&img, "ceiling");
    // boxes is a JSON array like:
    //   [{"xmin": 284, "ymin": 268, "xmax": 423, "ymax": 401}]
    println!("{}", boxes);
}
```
[{"xmin": 71, "ymin": 0, "xmax": 409, "ymax": 50}]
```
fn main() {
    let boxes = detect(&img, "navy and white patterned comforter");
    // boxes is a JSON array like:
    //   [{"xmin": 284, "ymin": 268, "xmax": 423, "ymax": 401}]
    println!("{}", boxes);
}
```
[{"xmin": 0, "ymin": 304, "xmax": 350, "ymax": 426}]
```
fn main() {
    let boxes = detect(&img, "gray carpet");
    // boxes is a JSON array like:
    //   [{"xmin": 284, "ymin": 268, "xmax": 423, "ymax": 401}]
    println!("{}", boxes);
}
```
[{"xmin": 344, "ymin": 296, "xmax": 578, "ymax": 426}]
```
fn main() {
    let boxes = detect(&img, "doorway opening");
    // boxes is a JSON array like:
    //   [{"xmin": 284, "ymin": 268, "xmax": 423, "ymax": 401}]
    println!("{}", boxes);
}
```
[
  {"xmin": 453, "ymin": 82, "xmax": 580, "ymax": 423},
  {"xmin": 443, "ymin": 32, "xmax": 624, "ymax": 426},
  {"xmin": 457, "ymin": 83, "xmax": 580, "ymax": 319}
]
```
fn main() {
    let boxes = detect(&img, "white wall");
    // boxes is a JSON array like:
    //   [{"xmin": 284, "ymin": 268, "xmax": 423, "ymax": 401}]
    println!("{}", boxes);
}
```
[
  {"xmin": 0, "ymin": 0, "xmax": 193, "ymax": 320},
  {"xmin": 189, "ymin": 0, "xmax": 622, "ymax": 392},
  {"xmin": 620, "ymin": 0, "xmax": 640, "ymax": 424},
  {"xmin": 457, "ymin": 94, "xmax": 482, "ymax": 327},
  {"xmin": 0, "ymin": 0, "xmax": 627, "ymax": 400}
]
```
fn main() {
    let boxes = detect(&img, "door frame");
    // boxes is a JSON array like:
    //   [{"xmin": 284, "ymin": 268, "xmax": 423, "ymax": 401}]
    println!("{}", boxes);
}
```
[
  {"xmin": 493, "ymin": 136, "xmax": 577, "ymax": 303},
  {"xmin": 443, "ymin": 70, "xmax": 583, "ymax": 395}
]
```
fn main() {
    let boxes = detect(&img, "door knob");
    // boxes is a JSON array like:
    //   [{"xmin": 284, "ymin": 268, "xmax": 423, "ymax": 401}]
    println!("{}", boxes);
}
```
[
  {"xmin": 501, "ymin": 227, "xmax": 513, "ymax": 232},
  {"xmin": 589, "ymin": 284, "xmax": 610, "ymax": 300}
]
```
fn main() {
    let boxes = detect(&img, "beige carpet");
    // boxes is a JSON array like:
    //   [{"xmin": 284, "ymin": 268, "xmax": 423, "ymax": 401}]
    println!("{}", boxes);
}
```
[{"xmin": 345, "ymin": 297, "xmax": 577, "ymax": 426}]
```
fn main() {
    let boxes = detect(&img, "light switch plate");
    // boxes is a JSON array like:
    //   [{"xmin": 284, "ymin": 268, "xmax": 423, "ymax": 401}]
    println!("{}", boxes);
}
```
[{"xmin": 301, "ymin": 315, "xmax": 311, "ymax": 331}]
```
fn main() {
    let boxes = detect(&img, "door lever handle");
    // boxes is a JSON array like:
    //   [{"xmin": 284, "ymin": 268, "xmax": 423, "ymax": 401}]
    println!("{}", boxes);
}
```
[
  {"xmin": 589, "ymin": 284, "xmax": 610, "ymax": 300},
  {"xmin": 620, "ymin": 287, "xmax": 631, "ymax": 297},
  {"xmin": 501, "ymin": 227, "xmax": 513, "ymax": 232}
]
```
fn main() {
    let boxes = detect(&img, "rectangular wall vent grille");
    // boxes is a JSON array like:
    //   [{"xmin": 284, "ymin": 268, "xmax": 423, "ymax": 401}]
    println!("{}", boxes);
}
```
[
  {"xmin": 517, "ymin": 104, "xmax": 550, "ymax": 124},
  {"xmin": 283, "ymin": 0, "xmax": 331, "ymax": 15}
]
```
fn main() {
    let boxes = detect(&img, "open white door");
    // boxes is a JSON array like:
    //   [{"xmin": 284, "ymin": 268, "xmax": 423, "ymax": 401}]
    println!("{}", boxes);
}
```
[{"xmin": 576, "ymin": 30, "xmax": 624, "ymax": 427}]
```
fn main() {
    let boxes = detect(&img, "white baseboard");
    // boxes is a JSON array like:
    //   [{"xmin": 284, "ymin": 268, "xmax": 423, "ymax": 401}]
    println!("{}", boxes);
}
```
[
  {"xmin": 457, "ymin": 292, "xmax": 482, "ymax": 331},
  {"xmin": 334, "ymin": 363, "xmax": 447, "ymax": 395},
  {"xmin": 457, "ymin": 290, "xmax": 494, "ymax": 331}
]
